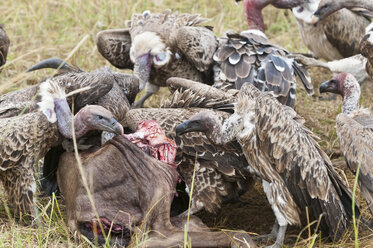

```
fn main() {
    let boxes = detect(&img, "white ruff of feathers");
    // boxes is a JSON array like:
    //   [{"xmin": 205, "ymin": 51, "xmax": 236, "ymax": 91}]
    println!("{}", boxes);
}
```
[{"xmin": 37, "ymin": 79, "xmax": 66, "ymax": 123}]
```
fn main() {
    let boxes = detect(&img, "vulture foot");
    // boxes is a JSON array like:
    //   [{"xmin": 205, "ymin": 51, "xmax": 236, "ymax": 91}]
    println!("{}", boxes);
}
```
[
  {"xmin": 253, "ymin": 221, "xmax": 278, "ymax": 242},
  {"xmin": 263, "ymin": 225, "xmax": 286, "ymax": 248}
]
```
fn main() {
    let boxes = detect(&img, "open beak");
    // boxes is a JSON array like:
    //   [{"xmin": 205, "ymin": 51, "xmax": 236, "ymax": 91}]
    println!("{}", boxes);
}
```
[{"xmin": 134, "ymin": 52, "xmax": 151, "ymax": 91}]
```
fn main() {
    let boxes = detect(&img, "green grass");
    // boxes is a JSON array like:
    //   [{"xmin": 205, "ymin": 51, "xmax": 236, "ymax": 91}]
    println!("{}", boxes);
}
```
[{"xmin": 0, "ymin": 0, "xmax": 373, "ymax": 247}]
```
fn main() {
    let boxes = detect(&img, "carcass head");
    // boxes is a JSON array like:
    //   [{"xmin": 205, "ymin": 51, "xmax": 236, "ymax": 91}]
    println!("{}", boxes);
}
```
[{"xmin": 124, "ymin": 120, "xmax": 177, "ymax": 167}]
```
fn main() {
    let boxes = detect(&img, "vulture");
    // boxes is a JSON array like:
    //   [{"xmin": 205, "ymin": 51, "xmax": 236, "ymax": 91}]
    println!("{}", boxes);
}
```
[
  {"xmin": 320, "ymin": 72, "xmax": 373, "ymax": 218},
  {"xmin": 176, "ymin": 83, "xmax": 357, "ymax": 248},
  {"xmin": 0, "ymin": 79, "xmax": 123, "ymax": 217},
  {"xmin": 287, "ymin": 0, "xmax": 371, "ymax": 61},
  {"xmin": 0, "ymin": 24, "xmax": 9, "ymax": 71},
  {"xmin": 122, "ymin": 77, "xmax": 254, "ymax": 216},
  {"xmin": 97, "ymin": 8, "xmax": 313, "ymax": 109},
  {"xmin": 96, "ymin": 10, "xmax": 217, "ymax": 107},
  {"xmin": 311, "ymin": 1, "xmax": 373, "ymax": 80},
  {"xmin": 18, "ymin": 58, "xmax": 140, "ymax": 196},
  {"xmin": 216, "ymin": 0, "xmax": 313, "ymax": 109},
  {"xmin": 57, "ymin": 135, "xmax": 256, "ymax": 247}
]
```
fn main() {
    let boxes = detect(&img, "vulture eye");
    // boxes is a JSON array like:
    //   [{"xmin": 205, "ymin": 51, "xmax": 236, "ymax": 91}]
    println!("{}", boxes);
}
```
[
  {"xmin": 98, "ymin": 115, "xmax": 103, "ymax": 120},
  {"xmin": 297, "ymin": 7, "xmax": 304, "ymax": 13},
  {"xmin": 155, "ymin": 52, "xmax": 167, "ymax": 62}
]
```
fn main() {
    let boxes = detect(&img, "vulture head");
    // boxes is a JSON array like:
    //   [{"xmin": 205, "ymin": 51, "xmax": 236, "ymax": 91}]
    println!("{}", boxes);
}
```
[
  {"xmin": 320, "ymin": 72, "xmax": 361, "ymax": 114},
  {"xmin": 130, "ymin": 31, "xmax": 172, "ymax": 91},
  {"xmin": 75, "ymin": 105, "xmax": 124, "ymax": 135},
  {"xmin": 176, "ymin": 111, "xmax": 220, "ymax": 136}
]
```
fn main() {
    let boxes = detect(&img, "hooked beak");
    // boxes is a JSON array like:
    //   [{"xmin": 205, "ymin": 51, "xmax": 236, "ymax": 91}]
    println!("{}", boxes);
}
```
[
  {"xmin": 319, "ymin": 80, "xmax": 336, "ymax": 94},
  {"xmin": 134, "ymin": 52, "xmax": 152, "ymax": 91},
  {"xmin": 176, "ymin": 120, "xmax": 202, "ymax": 136},
  {"xmin": 108, "ymin": 118, "xmax": 124, "ymax": 135}
]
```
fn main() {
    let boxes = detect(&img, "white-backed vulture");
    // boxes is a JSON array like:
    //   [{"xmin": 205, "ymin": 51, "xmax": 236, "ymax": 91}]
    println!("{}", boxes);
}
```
[
  {"xmin": 122, "ymin": 77, "xmax": 254, "ymax": 216},
  {"xmin": 320, "ymin": 72, "xmax": 373, "ymax": 217},
  {"xmin": 57, "ymin": 135, "xmax": 256, "ymax": 247},
  {"xmin": 0, "ymin": 79, "xmax": 123, "ymax": 217},
  {"xmin": 176, "ymin": 83, "xmax": 357, "ymax": 248},
  {"xmin": 0, "ymin": 24, "xmax": 9, "ymax": 71},
  {"xmin": 96, "ymin": 10, "xmax": 217, "ymax": 107}
]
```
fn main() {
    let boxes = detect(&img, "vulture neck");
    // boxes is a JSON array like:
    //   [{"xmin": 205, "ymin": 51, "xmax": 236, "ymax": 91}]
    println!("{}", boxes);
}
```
[
  {"xmin": 243, "ymin": 0, "xmax": 269, "ymax": 32},
  {"xmin": 341, "ymin": 83, "xmax": 361, "ymax": 115},
  {"xmin": 203, "ymin": 113, "xmax": 242, "ymax": 146},
  {"xmin": 54, "ymin": 99, "xmax": 90, "ymax": 139}
]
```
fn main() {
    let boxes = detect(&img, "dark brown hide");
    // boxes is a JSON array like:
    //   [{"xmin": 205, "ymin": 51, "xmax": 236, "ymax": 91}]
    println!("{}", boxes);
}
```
[{"xmin": 57, "ymin": 135, "xmax": 256, "ymax": 247}]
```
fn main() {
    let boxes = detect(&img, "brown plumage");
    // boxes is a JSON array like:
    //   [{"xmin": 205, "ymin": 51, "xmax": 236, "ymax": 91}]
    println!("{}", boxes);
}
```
[
  {"xmin": 290, "ymin": 0, "xmax": 371, "ymax": 61},
  {"xmin": 0, "ymin": 24, "xmax": 9, "ymax": 71},
  {"xmin": 122, "ymin": 78, "xmax": 254, "ymax": 215},
  {"xmin": 176, "ymin": 83, "xmax": 356, "ymax": 247},
  {"xmin": 213, "ymin": 30, "xmax": 313, "ymax": 108},
  {"xmin": 96, "ymin": 10, "xmax": 217, "ymax": 107},
  {"xmin": 20, "ymin": 58, "xmax": 140, "ymax": 196},
  {"xmin": 320, "ymin": 72, "xmax": 373, "ymax": 216},
  {"xmin": 0, "ymin": 79, "xmax": 123, "ymax": 217}
]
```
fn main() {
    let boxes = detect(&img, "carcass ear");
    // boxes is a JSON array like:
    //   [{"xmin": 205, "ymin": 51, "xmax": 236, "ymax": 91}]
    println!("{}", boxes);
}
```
[{"xmin": 96, "ymin": 28, "xmax": 134, "ymax": 70}]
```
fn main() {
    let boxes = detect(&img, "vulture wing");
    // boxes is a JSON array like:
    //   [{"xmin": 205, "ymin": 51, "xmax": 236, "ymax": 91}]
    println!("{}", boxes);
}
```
[
  {"xmin": 174, "ymin": 26, "xmax": 217, "ymax": 72},
  {"xmin": 253, "ymin": 92, "xmax": 352, "ymax": 239},
  {"xmin": 336, "ymin": 111, "xmax": 373, "ymax": 192},
  {"xmin": 214, "ymin": 32, "xmax": 313, "ymax": 108},
  {"xmin": 0, "ymin": 24, "xmax": 9, "ymax": 70},
  {"xmin": 360, "ymin": 28, "xmax": 373, "ymax": 79},
  {"xmin": 323, "ymin": 9, "xmax": 370, "ymax": 58},
  {"xmin": 96, "ymin": 28, "xmax": 133, "ymax": 69}
]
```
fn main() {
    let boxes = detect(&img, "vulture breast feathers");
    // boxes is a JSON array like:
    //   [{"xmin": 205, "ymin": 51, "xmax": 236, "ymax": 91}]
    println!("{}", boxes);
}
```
[
  {"xmin": 123, "ymin": 80, "xmax": 253, "ymax": 214},
  {"xmin": 213, "ymin": 31, "xmax": 313, "ymax": 108},
  {"xmin": 96, "ymin": 10, "xmax": 218, "ymax": 87}
]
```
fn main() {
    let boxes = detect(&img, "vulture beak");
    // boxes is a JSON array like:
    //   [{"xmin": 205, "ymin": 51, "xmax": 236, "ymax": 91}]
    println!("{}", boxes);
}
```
[
  {"xmin": 319, "ymin": 80, "xmax": 338, "ymax": 94},
  {"xmin": 176, "ymin": 120, "xmax": 202, "ymax": 136},
  {"xmin": 134, "ymin": 52, "xmax": 152, "ymax": 91},
  {"xmin": 109, "ymin": 118, "xmax": 124, "ymax": 135}
]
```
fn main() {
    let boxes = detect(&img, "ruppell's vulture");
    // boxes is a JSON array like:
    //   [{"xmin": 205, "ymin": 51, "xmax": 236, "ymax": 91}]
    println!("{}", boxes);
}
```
[
  {"xmin": 0, "ymin": 79, "xmax": 123, "ymax": 217},
  {"xmin": 320, "ymin": 72, "xmax": 373, "ymax": 219},
  {"xmin": 96, "ymin": 10, "xmax": 218, "ymax": 107},
  {"xmin": 176, "ymin": 83, "xmax": 357, "ymax": 248}
]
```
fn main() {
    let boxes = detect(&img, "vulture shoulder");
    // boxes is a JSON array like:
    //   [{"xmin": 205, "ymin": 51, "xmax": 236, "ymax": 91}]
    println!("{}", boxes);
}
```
[
  {"xmin": 96, "ymin": 28, "xmax": 133, "ymax": 69},
  {"xmin": 174, "ymin": 26, "xmax": 218, "ymax": 72},
  {"xmin": 0, "ymin": 24, "xmax": 9, "ymax": 69},
  {"xmin": 336, "ymin": 110, "xmax": 373, "ymax": 191},
  {"xmin": 322, "ymin": 8, "xmax": 371, "ymax": 58},
  {"xmin": 213, "ymin": 31, "xmax": 313, "ymax": 108}
]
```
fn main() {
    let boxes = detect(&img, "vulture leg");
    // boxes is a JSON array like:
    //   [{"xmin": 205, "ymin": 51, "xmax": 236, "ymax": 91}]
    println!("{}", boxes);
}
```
[
  {"xmin": 254, "ymin": 220, "xmax": 279, "ymax": 242},
  {"xmin": 264, "ymin": 225, "xmax": 287, "ymax": 248},
  {"xmin": 133, "ymin": 82, "xmax": 160, "ymax": 108}
]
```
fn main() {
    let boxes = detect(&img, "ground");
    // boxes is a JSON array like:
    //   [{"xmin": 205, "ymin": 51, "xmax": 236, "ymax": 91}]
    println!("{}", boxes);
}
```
[{"xmin": 0, "ymin": 0, "xmax": 372, "ymax": 247}]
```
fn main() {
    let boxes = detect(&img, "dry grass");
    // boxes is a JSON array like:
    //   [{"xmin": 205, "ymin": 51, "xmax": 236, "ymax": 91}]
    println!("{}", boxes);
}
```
[{"xmin": 0, "ymin": 0, "xmax": 373, "ymax": 247}]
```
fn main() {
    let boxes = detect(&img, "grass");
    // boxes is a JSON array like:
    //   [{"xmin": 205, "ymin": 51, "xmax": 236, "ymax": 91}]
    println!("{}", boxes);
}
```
[{"xmin": 0, "ymin": 0, "xmax": 373, "ymax": 247}]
